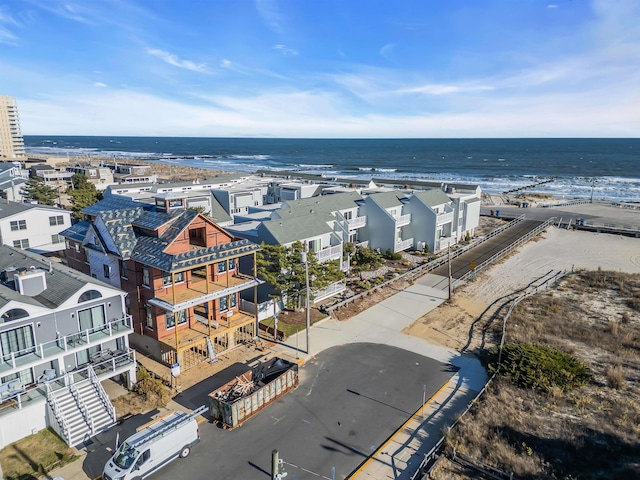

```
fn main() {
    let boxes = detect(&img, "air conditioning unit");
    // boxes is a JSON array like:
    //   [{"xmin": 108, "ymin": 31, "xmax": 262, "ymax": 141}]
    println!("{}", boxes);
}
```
[{"xmin": 226, "ymin": 311, "xmax": 233, "ymax": 318}]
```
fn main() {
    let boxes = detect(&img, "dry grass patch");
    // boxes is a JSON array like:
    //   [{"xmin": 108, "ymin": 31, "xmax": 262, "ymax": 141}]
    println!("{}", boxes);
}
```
[
  {"xmin": 434, "ymin": 271, "xmax": 640, "ymax": 480},
  {"xmin": 0, "ymin": 428, "xmax": 76, "ymax": 480}
]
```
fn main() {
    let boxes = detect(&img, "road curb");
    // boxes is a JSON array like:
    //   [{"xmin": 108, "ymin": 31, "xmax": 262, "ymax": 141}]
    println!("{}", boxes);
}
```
[{"xmin": 348, "ymin": 378, "xmax": 451, "ymax": 478}]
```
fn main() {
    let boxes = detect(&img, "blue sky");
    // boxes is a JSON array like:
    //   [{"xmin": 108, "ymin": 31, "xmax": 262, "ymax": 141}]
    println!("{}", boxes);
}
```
[{"xmin": 1, "ymin": 0, "xmax": 638, "ymax": 137}]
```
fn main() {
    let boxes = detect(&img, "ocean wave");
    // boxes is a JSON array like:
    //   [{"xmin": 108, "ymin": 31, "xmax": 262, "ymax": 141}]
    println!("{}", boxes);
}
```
[
  {"xmin": 296, "ymin": 163, "xmax": 334, "ymax": 169},
  {"xmin": 229, "ymin": 154, "xmax": 271, "ymax": 160}
]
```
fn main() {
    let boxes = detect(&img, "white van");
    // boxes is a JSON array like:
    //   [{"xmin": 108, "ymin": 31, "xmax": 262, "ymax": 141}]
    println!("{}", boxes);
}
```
[{"xmin": 103, "ymin": 407, "xmax": 206, "ymax": 480}]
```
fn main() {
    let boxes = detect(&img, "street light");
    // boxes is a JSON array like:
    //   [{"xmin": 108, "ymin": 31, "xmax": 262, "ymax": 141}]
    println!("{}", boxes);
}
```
[
  {"xmin": 301, "ymin": 250, "xmax": 310, "ymax": 354},
  {"xmin": 441, "ymin": 235, "xmax": 452, "ymax": 302}
]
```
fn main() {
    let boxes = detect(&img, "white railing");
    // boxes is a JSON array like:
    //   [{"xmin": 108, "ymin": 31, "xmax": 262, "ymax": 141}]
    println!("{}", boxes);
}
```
[
  {"xmin": 438, "ymin": 236, "xmax": 457, "ymax": 251},
  {"xmin": 45, "ymin": 382, "xmax": 69, "ymax": 442},
  {"xmin": 347, "ymin": 216, "xmax": 367, "ymax": 229},
  {"xmin": 0, "ymin": 315, "xmax": 133, "ymax": 370},
  {"xmin": 316, "ymin": 245, "xmax": 342, "ymax": 262},
  {"xmin": 355, "ymin": 240, "xmax": 369, "ymax": 248},
  {"xmin": 69, "ymin": 381, "xmax": 94, "ymax": 435},
  {"xmin": 395, "ymin": 213, "xmax": 411, "ymax": 227},
  {"xmin": 394, "ymin": 237, "xmax": 414, "ymax": 252},
  {"xmin": 88, "ymin": 365, "xmax": 117, "ymax": 424},
  {"xmin": 436, "ymin": 211, "xmax": 454, "ymax": 226},
  {"xmin": 312, "ymin": 281, "xmax": 347, "ymax": 302}
]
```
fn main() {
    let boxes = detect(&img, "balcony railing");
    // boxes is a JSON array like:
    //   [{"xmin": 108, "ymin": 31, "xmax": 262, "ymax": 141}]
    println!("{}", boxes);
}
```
[
  {"xmin": 347, "ymin": 216, "xmax": 367, "ymax": 229},
  {"xmin": 436, "ymin": 211, "xmax": 454, "ymax": 226},
  {"xmin": 394, "ymin": 213, "xmax": 411, "ymax": 227},
  {"xmin": 0, "ymin": 315, "xmax": 132, "ymax": 374},
  {"xmin": 1, "ymin": 349, "xmax": 136, "ymax": 417},
  {"xmin": 312, "ymin": 280, "xmax": 347, "ymax": 302},
  {"xmin": 355, "ymin": 240, "xmax": 369, "ymax": 249},
  {"xmin": 315, "ymin": 245, "xmax": 342, "ymax": 262},
  {"xmin": 394, "ymin": 237, "xmax": 414, "ymax": 252}
]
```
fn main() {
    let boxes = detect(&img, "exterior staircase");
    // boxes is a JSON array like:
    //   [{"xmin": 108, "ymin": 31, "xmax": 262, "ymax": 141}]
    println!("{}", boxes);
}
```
[{"xmin": 46, "ymin": 366, "xmax": 117, "ymax": 446}]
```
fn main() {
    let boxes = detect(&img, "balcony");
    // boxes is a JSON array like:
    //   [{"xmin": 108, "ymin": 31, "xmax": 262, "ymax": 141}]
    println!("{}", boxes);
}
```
[
  {"xmin": 394, "ymin": 213, "xmax": 411, "ymax": 227},
  {"xmin": 149, "ymin": 273, "xmax": 261, "ymax": 313},
  {"xmin": 355, "ymin": 240, "xmax": 369, "ymax": 249},
  {"xmin": 0, "ymin": 349, "xmax": 136, "ymax": 418},
  {"xmin": 0, "ymin": 315, "xmax": 133, "ymax": 376},
  {"xmin": 347, "ymin": 216, "xmax": 367, "ymax": 229},
  {"xmin": 436, "ymin": 211, "xmax": 454, "ymax": 226},
  {"xmin": 315, "ymin": 245, "xmax": 342, "ymax": 262},
  {"xmin": 394, "ymin": 237, "xmax": 414, "ymax": 253}
]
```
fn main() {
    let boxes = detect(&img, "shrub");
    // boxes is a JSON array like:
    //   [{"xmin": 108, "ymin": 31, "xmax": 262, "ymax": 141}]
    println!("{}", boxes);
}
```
[
  {"xmin": 605, "ymin": 365, "xmax": 625, "ymax": 390},
  {"xmin": 134, "ymin": 365, "xmax": 170, "ymax": 404},
  {"xmin": 489, "ymin": 343, "xmax": 591, "ymax": 393},
  {"xmin": 383, "ymin": 249, "xmax": 402, "ymax": 260},
  {"xmin": 465, "ymin": 232, "xmax": 471, "ymax": 242}
]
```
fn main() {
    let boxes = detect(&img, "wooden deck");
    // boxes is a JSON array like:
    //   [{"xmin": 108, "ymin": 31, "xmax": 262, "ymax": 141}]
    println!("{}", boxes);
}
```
[
  {"xmin": 155, "ymin": 274, "xmax": 255, "ymax": 306},
  {"xmin": 160, "ymin": 311, "xmax": 255, "ymax": 350}
]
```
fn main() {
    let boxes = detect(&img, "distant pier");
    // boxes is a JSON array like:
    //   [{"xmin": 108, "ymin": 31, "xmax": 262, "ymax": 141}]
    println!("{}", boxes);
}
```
[{"xmin": 503, "ymin": 177, "xmax": 557, "ymax": 195}]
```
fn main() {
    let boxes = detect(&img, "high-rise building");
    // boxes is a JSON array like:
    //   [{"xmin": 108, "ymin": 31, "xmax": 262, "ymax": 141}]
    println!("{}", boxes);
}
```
[{"xmin": 0, "ymin": 95, "xmax": 26, "ymax": 159}]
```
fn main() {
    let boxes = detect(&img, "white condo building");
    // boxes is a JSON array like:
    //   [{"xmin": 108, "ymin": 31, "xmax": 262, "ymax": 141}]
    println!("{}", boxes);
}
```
[{"xmin": 0, "ymin": 96, "xmax": 26, "ymax": 160}]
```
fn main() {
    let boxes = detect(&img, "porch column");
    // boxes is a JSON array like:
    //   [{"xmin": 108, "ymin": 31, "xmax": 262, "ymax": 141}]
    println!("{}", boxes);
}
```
[
  {"xmin": 253, "ymin": 251, "xmax": 258, "ymax": 338},
  {"xmin": 172, "ymin": 272, "xmax": 179, "ymax": 360}
]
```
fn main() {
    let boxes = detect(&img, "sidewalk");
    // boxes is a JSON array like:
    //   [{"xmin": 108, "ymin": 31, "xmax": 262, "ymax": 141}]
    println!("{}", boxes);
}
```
[{"xmin": 49, "ymin": 273, "xmax": 487, "ymax": 480}]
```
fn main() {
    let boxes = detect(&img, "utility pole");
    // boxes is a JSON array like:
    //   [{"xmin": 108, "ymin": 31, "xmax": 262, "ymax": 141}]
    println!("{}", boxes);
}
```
[
  {"xmin": 447, "ymin": 240, "xmax": 452, "ymax": 302},
  {"xmin": 301, "ymin": 250, "xmax": 310, "ymax": 354}
]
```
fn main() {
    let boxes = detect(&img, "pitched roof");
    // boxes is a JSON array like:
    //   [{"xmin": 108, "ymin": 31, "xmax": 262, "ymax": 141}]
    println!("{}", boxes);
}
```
[
  {"xmin": 412, "ymin": 189, "xmax": 452, "ymax": 207},
  {"xmin": 280, "ymin": 192, "xmax": 362, "ymax": 217},
  {"xmin": 0, "ymin": 245, "xmax": 116, "ymax": 310},
  {"xmin": 367, "ymin": 191, "xmax": 407, "ymax": 209},
  {"xmin": 259, "ymin": 213, "xmax": 333, "ymax": 245},
  {"xmin": 0, "ymin": 200, "xmax": 66, "ymax": 220}
]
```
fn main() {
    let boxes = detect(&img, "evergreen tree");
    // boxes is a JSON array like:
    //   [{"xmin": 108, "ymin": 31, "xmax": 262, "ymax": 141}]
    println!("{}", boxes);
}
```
[
  {"xmin": 256, "ymin": 241, "xmax": 345, "ymax": 309},
  {"xmin": 21, "ymin": 177, "xmax": 58, "ymax": 206},
  {"xmin": 68, "ymin": 173, "xmax": 101, "ymax": 219}
]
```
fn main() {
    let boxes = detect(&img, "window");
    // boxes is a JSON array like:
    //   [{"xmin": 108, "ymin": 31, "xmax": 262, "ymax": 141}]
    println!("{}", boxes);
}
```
[
  {"xmin": 78, "ymin": 305, "xmax": 106, "ymax": 331},
  {"xmin": 78, "ymin": 290, "xmax": 102, "ymax": 303},
  {"xmin": 165, "ymin": 310, "xmax": 186, "ymax": 329},
  {"xmin": 0, "ymin": 325, "xmax": 35, "ymax": 358},
  {"xmin": 145, "ymin": 306, "xmax": 153, "ymax": 329},
  {"xmin": 1, "ymin": 308, "xmax": 29, "ymax": 323},
  {"xmin": 230, "ymin": 293, "xmax": 237, "ymax": 309},
  {"xmin": 74, "ymin": 243, "xmax": 80, "ymax": 253},
  {"xmin": 217, "ymin": 261, "xmax": 227, "ymax": 274},
  {"xmin": 119, "ymin": 259, "xmax": 128, "ymax": 279},
  {"xmin": 142, "ymin": 266, "xmax": 150, "ymax": 287},
  {"xmin": 10, "ymin": 220, "xmax": 26, "ymax": 231},
  {"xmin": 162, "ymin": 271, "xmax": 184, "ymax": 286},
  {"xmin": 219, "ymin": 296, "xmax": 228, "ymax": 312},
  {"xmin": 229, "ymin": 258, "xmax": 236, "ymax": 270},
  {"xmin": 13, "ymin": 239, "xmax": 29, "ymax": 249},
  {"xmin": 49, "ymin": 215, "xmax": 64, "ymax": 226},
  {"xmin": 51, "ymin": 234, "xmax": 63, "ymax": 244},
  {"xmin": 1, "ymin": 368, "xmax": 34, "ymax": 387},
  {"xmin": 103, "ymin": 264, "xmax": 110, "ymax": 278}
]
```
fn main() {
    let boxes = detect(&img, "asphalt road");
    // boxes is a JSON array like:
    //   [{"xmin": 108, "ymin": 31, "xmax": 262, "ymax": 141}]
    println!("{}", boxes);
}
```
[
  {"xmin": 429, "ymin": 219, "xmax": 543, "ymax": 282},
  {"xmin": 149, "ymin": 343, "xmax": 456, "ymax": 480}
]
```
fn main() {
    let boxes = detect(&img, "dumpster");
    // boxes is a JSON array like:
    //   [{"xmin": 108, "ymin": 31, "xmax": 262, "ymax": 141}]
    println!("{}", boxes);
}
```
[{"xmin": 209, "ymin": 357, "xmax": 299, "ymax": 430}]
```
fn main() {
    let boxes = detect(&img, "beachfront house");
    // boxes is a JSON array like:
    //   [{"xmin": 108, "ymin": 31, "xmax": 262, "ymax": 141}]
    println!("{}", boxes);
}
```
[
  {"xmin": 0, "ymin": 162, "xmax": 28, "ymax": 202},
  {"xmin": 0, "ymin": 245, "xmax": 136, "ymax": 448},
  {"xmin": 0, "ymin": 200, "xmax": 71, "ymax": 254},
  {"xmin": 357, "ymin": 191, "xmax": 415, "ymax": 254},
  {"xmin": 61, "ymin": 197, "xmax": 262, "ymax": 370},
  {"xmin": 66, "ymin": 164, "xmax": 115, "ymax": 190},
  {"xmin": 404, "ymin": 189, "xmax": 457, "ymax": 253}
]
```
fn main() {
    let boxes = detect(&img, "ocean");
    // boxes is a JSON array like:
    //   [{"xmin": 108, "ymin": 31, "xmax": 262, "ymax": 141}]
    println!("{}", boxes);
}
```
[{"xmin": 23, "ymin": 136, "xmax": 640, "ymax": 203}]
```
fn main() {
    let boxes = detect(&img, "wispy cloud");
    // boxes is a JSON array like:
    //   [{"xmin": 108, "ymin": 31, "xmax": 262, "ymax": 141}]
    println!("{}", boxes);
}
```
[
  {"xmin": 273, "ymin": 44, "xmax": 298, "ymax": 56},
  {"xmin": 379, "ymin": 43, "xmax": 396, "ymax": 61},
  {"xmin": 547, "ymin": 4, "xmax": 559, "ymax": 8},
  {"xmin": 255, "ymin": 0, "xmax": 284, "ymax": 34},
  {"xmin": 0, "ymin": 8, "xmax": 19, "ymax": 45},
  {"xmin": 147, "ymin": 49, "xmax": 210, "ymax": 73},
  {"xmin": 93, "ymin": 82, "xmax": 107, "ymax": 88},
  {"xmin": 401, "ymin": 83, "xmax": 494, "ymax": 95}
]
